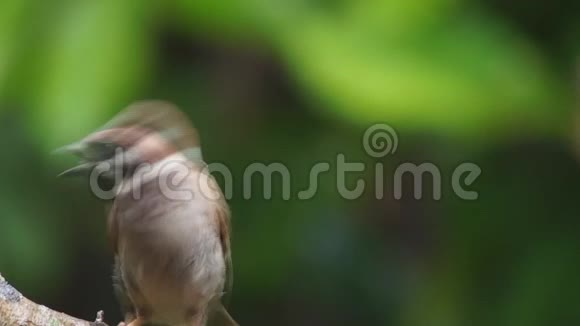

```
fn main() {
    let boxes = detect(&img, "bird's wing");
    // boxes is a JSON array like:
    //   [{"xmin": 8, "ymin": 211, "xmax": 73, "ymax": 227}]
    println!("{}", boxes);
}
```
[
  {"xmin": 107, "ymin": 201, "xmax": 120, "ymax": 254},
  {"xmin": 108, "ymin": 203, "xmax": 137, "ymax": 320},
  {"xmin": 208, "ymin": 303, "xmax": 239, "ymax": 326},
  {"xmin": 215, "ymin": 195, "xmax": 233, "ymax": 305}
]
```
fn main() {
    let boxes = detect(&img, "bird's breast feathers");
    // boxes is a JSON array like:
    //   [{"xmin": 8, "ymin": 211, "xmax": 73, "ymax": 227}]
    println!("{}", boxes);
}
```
[{"xmin": 110, "ymin": 153, "xmax": 229, "ymax": 318}]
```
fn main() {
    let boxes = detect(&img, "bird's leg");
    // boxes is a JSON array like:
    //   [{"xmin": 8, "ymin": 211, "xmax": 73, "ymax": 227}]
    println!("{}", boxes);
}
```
[
  {"xmin": 122, "ymin": 313, "xmax": 136, "ymax": 324},
  {"xmin": 118, "ymin": 316, "xmax": 144, "ymax": 326}
]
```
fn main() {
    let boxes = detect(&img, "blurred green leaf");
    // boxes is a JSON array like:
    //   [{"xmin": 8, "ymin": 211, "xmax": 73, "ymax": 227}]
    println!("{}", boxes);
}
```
[
  {"xmin": 283, "ymin": 13, "xmax": 568, "ymax": 140},
  {"xmin": 0, "ymin": 197, "xmax": 66, "ymax": 293},
  {"xmin": 0, "ymin": 0, "xmax": 30, "ymax": 95},
  {"xmin": 172, "ymin": 0, "xmax": 264, "ymax": 38},
  {"xmin": 31, "ymin": 0, "xmax": 151, "ymax": 148},
  {"xmin": 501, "ymin": 241, "xmax": 580, "ymax": 326}
]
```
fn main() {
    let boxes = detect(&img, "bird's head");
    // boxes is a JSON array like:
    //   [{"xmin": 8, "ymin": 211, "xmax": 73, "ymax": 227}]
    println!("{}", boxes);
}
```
[{"xmin": 57, "ymin": 100, "xmax": 202, "ymax": 181}]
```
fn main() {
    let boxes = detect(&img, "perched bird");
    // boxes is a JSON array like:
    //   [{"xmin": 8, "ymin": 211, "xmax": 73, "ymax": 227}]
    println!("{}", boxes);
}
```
[{"xmin": 58, "ymin": 100, "xmax": 237, "ymax": 326}]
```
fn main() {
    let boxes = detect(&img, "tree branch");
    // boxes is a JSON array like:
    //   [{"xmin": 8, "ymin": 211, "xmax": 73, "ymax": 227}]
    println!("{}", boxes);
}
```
[{"xmin": 0, "ymin": 273, "xmax": 109, "ymax": 326}]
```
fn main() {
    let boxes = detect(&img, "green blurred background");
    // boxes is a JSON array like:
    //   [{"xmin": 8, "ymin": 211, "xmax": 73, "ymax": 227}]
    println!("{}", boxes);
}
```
[{"xmin": 0, "ymin": 0, "xmax": 579, "ymax": 325}]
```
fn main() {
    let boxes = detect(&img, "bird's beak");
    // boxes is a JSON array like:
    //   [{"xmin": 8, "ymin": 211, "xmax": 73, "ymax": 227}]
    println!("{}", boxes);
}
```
[
  {"xmin": 53, "ymin": 142, "xmax": 86, "ymax": 156},
  {"xmin": 54, "ymin": 142, "xmax": 96, "ymax": 177},
  {"xmin": 57, "ymin": 162, "xmax": 97, "ymax": 177}
]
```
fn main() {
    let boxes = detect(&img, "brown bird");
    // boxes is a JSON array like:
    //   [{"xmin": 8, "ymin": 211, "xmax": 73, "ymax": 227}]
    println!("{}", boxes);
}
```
[{"xmin": 58, "ymin": 100, "xmax": 238, "ymax": 326}]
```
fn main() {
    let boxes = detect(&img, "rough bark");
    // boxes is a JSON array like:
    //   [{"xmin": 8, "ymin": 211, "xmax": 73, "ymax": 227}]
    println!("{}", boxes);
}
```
[{"xmin": 0, "ymin": 273, "xmax": 109, "ymax": 326}]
